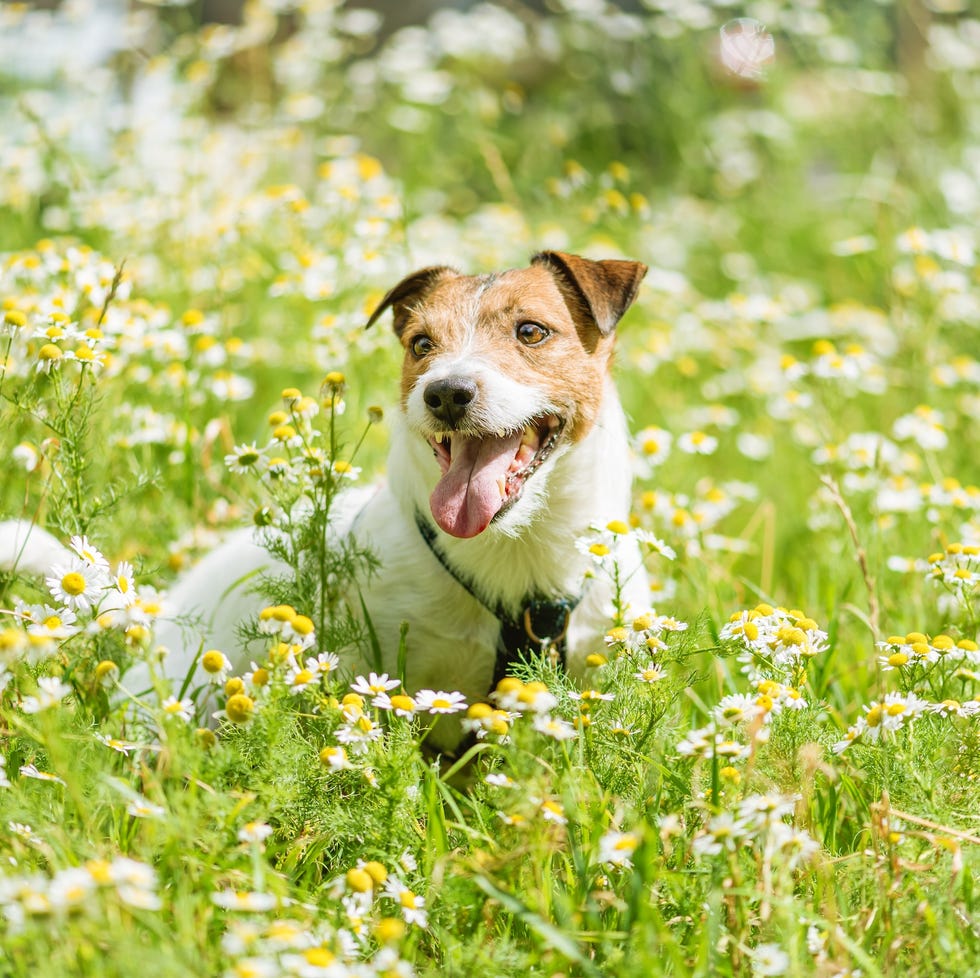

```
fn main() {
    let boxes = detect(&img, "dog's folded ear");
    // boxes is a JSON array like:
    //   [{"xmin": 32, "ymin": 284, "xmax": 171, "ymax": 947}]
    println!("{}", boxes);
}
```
[
  {"xmin": 531, "ymin": 251, "xmax": 647, "ymax": 336},
  {"xmin": 365, "ymin": 266, "xmax": 458, "ymax": 336}
]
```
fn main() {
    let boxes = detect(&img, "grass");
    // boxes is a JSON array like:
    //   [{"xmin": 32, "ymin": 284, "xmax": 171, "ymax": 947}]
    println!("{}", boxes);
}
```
[{"xmin": 0, "ymin": 1, "xmax": 978, "ymax": 976}]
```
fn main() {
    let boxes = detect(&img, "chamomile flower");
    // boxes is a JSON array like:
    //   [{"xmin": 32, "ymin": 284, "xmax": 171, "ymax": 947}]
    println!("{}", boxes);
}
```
[
  {"xmin": 737, "ymin": 793, "xmax": 799, "ymax": 827},
  {"xmin": 225, "ymin": 443, "xmax": 266, "ymax": 474},
  {"xmin": 538, "ymin": 798, "xmax": 567, "ymax": 825},
  {"xmin": 676, "ymin": 430, "xmax": 718, "ymax": 455},
  {"xmin": 635, "ymin": 531, "xmax": 678, "ymax": 561},
  {"xmin": 286, "ymin": 658, "xmax": 318, "ymax": 694},
  {"xmin": 597, "ymin": 830, "xmax": 640, "ymax": 868},
  {"xmin": 212, "ymin": 890, "xmax": 278, "ymax": 912},
  {"xmin": 201, "ymin": 649, "xmax": 233, "ymax": 684},
  {"xmin": 927, "ymin": 543, "xmax": 980, "ymax": 594},
  {"xmin": 493, "ymin": 679, "xmax": 557, "ymax": 714},
  {"xmin": 351, "ymin": 672, "xmax": 401, "ymax": 701},
  {"xmin": 19, "ymin": 764, "xmax": 66, "ymax": 785},
  {"xmin": 575, "ymin": 536, "xmax": 616, "ymax": 566},
  {"xmin": 319, "ymin": 745, "xmax": 353, "ymax": 771},
  {"xmin": 308, "ymin": 651, "xmax": 340, "ymax": 676},
  {"xmin": 692, "ymin": 812, "xmax": 748, "ymax": 856},
  {"xmin": 531, "ymin": 713, "xmax": 578, "ymax": 741},
  {"xmin": 243, "ymin": 661, "xmax": 272, "ymax": 693},
  {"xmin": 20, "ymin": 602, "xmax": 80, "ymax": 641},
  {"xmin": 750, "ymin": 943, "xmax": 790, "ymax": 977},
  {"xmin": 127, "ymin": 795, "xmax": 165, "ymax": 819},
  {"xmin": 713, "ymin": 693, "xmax": 764, "ymax": 727},
  {"xmin": 568, "ymin": 689, "xmax": 614, "ymax": 706},
  {"xmin": 335, "ymin": 714, "xmax": 383, "ymax": 753},
  {"xmin": 634, "ymin": 661, "xmax": 667, "ymax": 684},
  {"xmin": 97, "ymin": 733, "xmax": 138, "ymax": 754},
  {"xmin": 414, "ymin": 689, "xmax": 467, "ymax": 715},
  {"xmin": 238, "ymin": 821, "xmax": 273, "ymax": 845},
  {"xmin": 676, "ymin": 724, "xmax": 749, "ymax": 761},
  {"xmin": 632, "ymin": 425, "xmax": 673, "ymax": 475},
  {"xmin": 68, "ymin": 535, "xmax": 110, "ymax": 572},
  {"xmin": 46, "ymin": 559, "xmax": 107, "ymax": 612},
  {"xmin": 892, "ymin": 406, "xmax": 948, "ymax": 451},
  {"xmin": 383, "ymin": 878, "xmax": 428, "ymax": 928},
  {"xmin": 110, "ymin": 561, "xmax": 138, "ymax": 606},
  {"xmin": 331, "ymin": 459, "xmax": 361, "ymax": 480},
  {"xmin": 461, "ymin": 702, "xmax": 512, "ymax": 739},
  {"xmin": 161, "ymin": 695, "xmax": 194, "ymax": 723},
  {"xmin": 377, "ymin": 693, "xmax": 418, "ymax": 718},
  {"xmin": 21, "ymin": 675, "xmax": 72, "ymax": 713}
]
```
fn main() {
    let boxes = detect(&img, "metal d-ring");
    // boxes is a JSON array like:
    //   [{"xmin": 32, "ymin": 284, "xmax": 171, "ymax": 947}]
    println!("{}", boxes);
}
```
[{"xmin": 523, "ymin": 604, "xmax": 571, "ymax": 648}]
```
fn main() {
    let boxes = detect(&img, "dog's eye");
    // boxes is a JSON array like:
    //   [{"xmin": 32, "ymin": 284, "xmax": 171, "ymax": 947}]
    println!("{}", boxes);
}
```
[
  {"xmin": 516, "ymin": 322, "xmax": 550, "ymax": 346},
  {"xmin": 410, "ymin": 335, "xmax": 435, "ymax": 358}
]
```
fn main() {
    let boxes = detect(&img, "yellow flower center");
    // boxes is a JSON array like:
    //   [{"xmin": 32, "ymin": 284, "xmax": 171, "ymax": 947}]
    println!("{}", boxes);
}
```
[
  {"xmin": 61, "ymin": 572, "xmax": 86, "ymax": 596},
  {"xmin": 225, "ymin": 694, "xmax": 255, "ymax": 723},
  {"xmin": 290, "ymin": 615, "xmax": 314, "ymax": 635},
  {"xmin": 95, "ymin": 660, "xmax": 118, "ymax": 681},
  {"xmin": 346, "ymin": 868, "xmax": 373, "ymax": 893},
  {"xmin": 201, "ymin": 650, "xmax": 226, "ymax": 673},
  {"xmin": 304, "ymin": 948, "xmax": 335, "ymax": 967},
  {"xmin": 399, "ymin": 890, "xmax": 418, "ymax": 909},
  {"xmin": 363, "ymin": 861, "xmax": 387, "ymax": 884}
]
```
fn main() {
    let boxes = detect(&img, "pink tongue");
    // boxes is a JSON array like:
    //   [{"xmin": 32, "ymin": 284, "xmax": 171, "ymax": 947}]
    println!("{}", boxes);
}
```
[{"xmin": 430, "ymin": 431, "xmax": 523, "ymax": 538}]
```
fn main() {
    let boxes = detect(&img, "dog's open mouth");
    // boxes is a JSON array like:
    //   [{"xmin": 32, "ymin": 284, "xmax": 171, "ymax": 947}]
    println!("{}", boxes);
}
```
[{"xmin": 427, "ymin": 414, "xmax": 565, "ymax": 539}]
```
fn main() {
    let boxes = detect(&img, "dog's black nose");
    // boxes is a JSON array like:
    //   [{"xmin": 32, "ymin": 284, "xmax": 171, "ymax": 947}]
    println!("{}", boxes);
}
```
[{"xmin": 424, "ymin": 377, "xmax": 477, "ymax": 426}]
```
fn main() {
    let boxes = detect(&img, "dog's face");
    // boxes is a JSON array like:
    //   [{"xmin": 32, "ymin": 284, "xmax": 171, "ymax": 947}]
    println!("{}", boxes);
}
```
[{"xmin": 367, "ymin": 252, "xmax": 647, "ymax": 539}]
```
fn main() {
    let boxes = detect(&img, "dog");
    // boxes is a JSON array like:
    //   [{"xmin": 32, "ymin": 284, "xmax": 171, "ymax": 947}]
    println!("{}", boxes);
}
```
[{"xmin": 1, "ymin": 252, "xmax": 649, "ymax": 748}]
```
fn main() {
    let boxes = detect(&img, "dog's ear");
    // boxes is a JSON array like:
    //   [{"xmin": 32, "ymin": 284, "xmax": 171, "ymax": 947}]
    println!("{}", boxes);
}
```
[
  {"xmin": 365, "ymin": 266, "xmax": 458, "ymax": 337},
  {"xmin": 531, "ymin": 251, "xmax": 647, "ymax": 336}
]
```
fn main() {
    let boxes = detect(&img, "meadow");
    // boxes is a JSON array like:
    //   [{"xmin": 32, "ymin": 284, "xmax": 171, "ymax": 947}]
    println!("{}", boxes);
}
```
[{"xmin": 0, "ymin": 0, "xmax": 978, "ymax": 975}]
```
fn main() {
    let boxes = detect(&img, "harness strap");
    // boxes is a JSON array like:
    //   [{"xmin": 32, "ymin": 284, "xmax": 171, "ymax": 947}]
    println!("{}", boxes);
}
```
[{"xmin": 414, "ymin": 511, "xmax": 579, "ymax": 689}]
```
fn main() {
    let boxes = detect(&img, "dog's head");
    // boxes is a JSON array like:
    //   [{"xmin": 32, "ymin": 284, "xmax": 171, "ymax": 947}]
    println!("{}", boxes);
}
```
[{"xmin": 366, "ymin": 252, "xmax": 647, "ymax": 539}]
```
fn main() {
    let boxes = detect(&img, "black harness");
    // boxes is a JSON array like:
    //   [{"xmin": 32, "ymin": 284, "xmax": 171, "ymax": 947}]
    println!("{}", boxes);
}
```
[{"xmin": 414, "ymin": 512, "xmax": 580, "ymax": 690}]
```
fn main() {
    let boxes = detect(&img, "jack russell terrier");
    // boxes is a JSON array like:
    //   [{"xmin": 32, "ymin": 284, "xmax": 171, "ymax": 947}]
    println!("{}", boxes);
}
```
[{"xmin": 1, "ymin": 252, "xmax": 649, "ymax": 745}]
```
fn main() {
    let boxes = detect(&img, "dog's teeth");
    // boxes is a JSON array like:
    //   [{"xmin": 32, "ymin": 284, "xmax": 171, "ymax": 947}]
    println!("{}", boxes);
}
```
[
  {"xmin": 520, "ymin": 428, "xmax": 536, "ymax": 447},
  {"xmin": 516, "ymin": 444, "xmax": 535, "ymax": 465},
  {"xmin": 496, "ymin": 476, "xmax": 507, "ymax": 499}
]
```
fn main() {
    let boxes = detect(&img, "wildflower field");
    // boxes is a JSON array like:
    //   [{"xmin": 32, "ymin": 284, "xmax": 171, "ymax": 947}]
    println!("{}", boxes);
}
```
[{"xmin": 1, "ymin": 0, "xmax": 979, "ymax": 975}]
